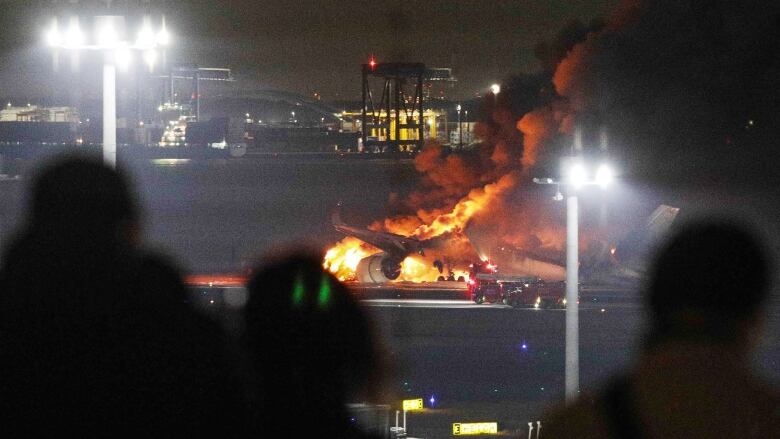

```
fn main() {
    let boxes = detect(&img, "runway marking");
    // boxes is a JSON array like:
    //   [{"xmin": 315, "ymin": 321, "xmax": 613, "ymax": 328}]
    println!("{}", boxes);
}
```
[
  {"xmin": 360, "ymin": 298, "xmax": 642, "ymax": 311},
  {"xmin": 361, "ymin": 299, "xmax": 573, "ymax": 310},
  {"xmin": 361, "ymin": 299, "xmax": 506, "ymax": 309},
  {"xmin": 363, "ymin": 299, "xmax": 475, "ymax": 305}
]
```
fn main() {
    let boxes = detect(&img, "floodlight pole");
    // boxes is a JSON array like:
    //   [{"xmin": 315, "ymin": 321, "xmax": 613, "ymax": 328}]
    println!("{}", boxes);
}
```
[
  {"xmin": 534, "ymin": 160, "xmax": 612, "ymax": 404},
  {"xmin": 103, "ymin": 63, "xmax": 117, "ymax": 168},
  {"xmin": 565, "ymin": 191, "xmax": 579, "ymax": 402},
  {"xmin": 533, "ymin": 176, "xmax": 581, "ymax": 403},
  {"xmin": 44, "ymin": 14, "xmax": 171, "ymax": 169}
]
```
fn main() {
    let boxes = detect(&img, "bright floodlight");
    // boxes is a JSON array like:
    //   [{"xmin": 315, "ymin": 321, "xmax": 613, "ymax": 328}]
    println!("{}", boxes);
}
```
[
  {"xmin": 568, "ymin": 162, "xmax": 587, "ymax": 189},
  {"xmin": 142, "ymin": 49, "xmax": 157, "ymax": 70},
  {"xmin": 45, "ymin": 19, "xmax": 60, "ymax": 47},
  {"xmin": 64, "ymin": 17, "xmax": 84, "ymax": 48},
  {"xmin": 456, "ymin": 104, "xmax": 461, "ymax": 112},
  {"xmin": 490, "ymin": 83, "xmax": 501, "ymax": 95},
  {"xmin": 97, "ymin": 23, "xmax": 118, "ymax": 48},
  {"xmin": 136, "ymin": 18, "xmax": 156, "ymax": 49},
  {"xmin": 114, "ymin": 47, "xmax": 132, "ymax": 70},
  {"xmin": 595, "ymin": 163, "xmax": 613, "ymax": 188},
  {"xmin": 156, "ymin": 18, "xmax": 170, "ymax": 46}
]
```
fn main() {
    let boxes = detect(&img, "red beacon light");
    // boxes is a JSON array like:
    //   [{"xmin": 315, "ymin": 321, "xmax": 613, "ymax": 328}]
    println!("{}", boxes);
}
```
[{"xmin": 368, "ymin": 57, "xmax": 377, "ymax": 69}]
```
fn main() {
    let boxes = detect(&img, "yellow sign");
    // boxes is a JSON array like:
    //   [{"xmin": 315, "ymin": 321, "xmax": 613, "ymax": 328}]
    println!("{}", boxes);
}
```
[
  {"xmin": 402, "ymin": 398, "xmax": 424, "ymax": 411},
  {"xmin": 453, "ymin": 422, "xmax": 498, "ymax": 435}
]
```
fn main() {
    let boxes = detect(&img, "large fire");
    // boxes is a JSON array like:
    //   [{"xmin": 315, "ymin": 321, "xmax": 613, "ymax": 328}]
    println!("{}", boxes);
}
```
[
  {"xmin": 324, "ymin": 0, "xmax": 741, "ymax": 285},
  {"xmin": 322, "ymin": 237, "xmax": 380, "ymax": 281},
  {"xmin": 323, "ymin": 173, "xmax": 519, "ymax": 283},
  {"xmin": 321, "ymin": 10, "xmax": 587, "ymax": 284},
  {"xmin": 322, "ymin": 237, "xmax": 471, "ymax": 283},
  {"xmin": 399, "ymin": 254, "xmax": 470, "ymax": 283}
]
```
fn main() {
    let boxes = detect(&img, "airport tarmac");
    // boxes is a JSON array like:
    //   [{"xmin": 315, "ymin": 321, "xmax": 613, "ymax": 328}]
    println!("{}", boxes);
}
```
[
  {"xmin": 362, "ymin": 295, "xmax": 780, "ymax": 438},
  {"xmin": 191, "ymin": 283, "xmax": 780, "ymax": 438},
  {"xmin": 361, "ymin": 298, "xmax": 640, "ymax": 311}
]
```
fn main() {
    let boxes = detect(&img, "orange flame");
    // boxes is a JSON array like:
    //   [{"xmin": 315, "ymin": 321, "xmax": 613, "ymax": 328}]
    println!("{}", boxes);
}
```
[
  {"xmin": 323, "ymin": 174, "xmax": 517, "ymax": 283},
  {"xmin": 385, "ymin": 172, "xmax": 519, "ymax": 241},
  {"xmin": 399, "ymin": 254, "xmax": 470, "ymax": 283},
  {"xmin": 322, "ymin": 238, "xmax": 470, "ymax": 283},
  {"xmin": 323, "ymin": 237, "xmax": 380, "ymax": 281}
]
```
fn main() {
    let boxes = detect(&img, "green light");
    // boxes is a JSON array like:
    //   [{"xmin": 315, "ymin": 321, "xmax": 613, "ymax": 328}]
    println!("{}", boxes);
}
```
[
  {"xmin": 318, "ymin": 274, "xmax": 331, "ymax": 308},
  {"xmin": 292, "ymin": 273, "xmax": 305, "ymax": 306}
]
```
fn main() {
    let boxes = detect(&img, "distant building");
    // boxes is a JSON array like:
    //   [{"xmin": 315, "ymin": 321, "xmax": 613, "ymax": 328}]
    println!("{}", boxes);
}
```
[
  {"xmin": 449, "ymin": 122, "xmax": 477, "ymax": 146},
  {"xmin": 0, "ymin": 106, "xmax": 81, "ymax": 144},
  {"xmin": 0, "ymin": 105, "xmax": 80, "ymax": 123}
]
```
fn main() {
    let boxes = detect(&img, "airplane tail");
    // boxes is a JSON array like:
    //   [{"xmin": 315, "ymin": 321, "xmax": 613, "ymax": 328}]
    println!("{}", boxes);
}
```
[
  {"xmin": 604, "ymin": 204, "xmax": 680, "ymax": 278},
  {"xmin": 646, "ymin": 205, "xmax": 680, "ymax": 242}
]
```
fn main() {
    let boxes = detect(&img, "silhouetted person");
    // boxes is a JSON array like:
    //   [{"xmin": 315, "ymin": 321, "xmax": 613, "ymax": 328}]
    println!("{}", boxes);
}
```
[
  {"xmin": 543, "ymin": 219, "xmax": 780, "ymax": 438},
  {"xmin": 244, "ymin": 251, "xmax": 387, "ymax": 438},
  {"xmin": 0, "ymin": 157, "xmax": 247, "ymax": 436}
]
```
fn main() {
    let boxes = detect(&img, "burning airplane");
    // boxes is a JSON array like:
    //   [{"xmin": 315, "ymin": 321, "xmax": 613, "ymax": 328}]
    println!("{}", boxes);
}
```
[{"xmin": 326, "ymin": 202, "xmax": 679, "ymax": 287}]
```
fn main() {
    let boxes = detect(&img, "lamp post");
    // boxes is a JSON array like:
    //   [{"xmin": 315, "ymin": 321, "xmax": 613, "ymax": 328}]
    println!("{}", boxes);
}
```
[
  {"xmin": 456, "ymin": 104, "xmax": 462, "ymax": 149},
  {"xmin": 534, "ymin": 159, "xmax": 613, "ymax": 403},
  {"xmin": 45, "ymin": 14, "xmax": 171, "ymax": 168},
  {"xmin": 464, "ymin": 110, "xmax": 468, "ymax": 145}
]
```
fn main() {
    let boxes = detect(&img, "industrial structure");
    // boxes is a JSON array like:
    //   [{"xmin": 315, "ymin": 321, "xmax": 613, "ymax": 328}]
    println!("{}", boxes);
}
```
[
  {"xmin": 155, "ymin": 65, "xmax": 234, "ymax": 148},
  {"xmin": 360, "ymin": 62, "xmax": 455, "ymax": 152},
  {"xmin": 158, "ymin": 65, "xmax": 234, "ymax": 123}
]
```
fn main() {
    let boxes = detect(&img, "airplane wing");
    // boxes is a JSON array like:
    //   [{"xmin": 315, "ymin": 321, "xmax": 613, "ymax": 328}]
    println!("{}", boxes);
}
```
[{"xmin": 331, "ymin": 204, "xmax": 424, "ymax": 258}]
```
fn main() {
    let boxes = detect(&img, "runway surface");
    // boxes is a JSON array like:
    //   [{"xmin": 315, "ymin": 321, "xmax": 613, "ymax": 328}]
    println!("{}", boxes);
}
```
[
  {"xmin": 361, "ymin": 298, "xmax": 641, "ymax": 311},
  {"xmin": 187, "ymin": 282, "xmax": 779, "ymax": 438}
]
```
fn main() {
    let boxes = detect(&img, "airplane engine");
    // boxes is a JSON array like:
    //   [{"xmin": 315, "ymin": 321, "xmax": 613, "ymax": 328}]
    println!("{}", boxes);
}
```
[{"xmin": 355, "ymin": 253, "xmax": 402, "ymax": 283}]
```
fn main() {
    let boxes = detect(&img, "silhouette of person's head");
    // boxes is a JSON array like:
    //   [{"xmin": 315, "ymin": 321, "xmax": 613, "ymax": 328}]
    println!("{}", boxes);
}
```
[
  {"xmin": 646, "ymin": 219, "xmax": 772, "ymax": 345},
  {"xmin": 27, "ymin": 155, "xmax": 139, "ymax": 244},
  {"xmin": 244, "ymin": 251, "xmax": 385, "ymax": 435},
  {"xmin": 0, "ymin": 156, "xmax": 250, "ymax": 436}
]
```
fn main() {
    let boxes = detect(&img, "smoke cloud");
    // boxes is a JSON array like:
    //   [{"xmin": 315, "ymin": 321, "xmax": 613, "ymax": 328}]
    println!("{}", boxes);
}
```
[
  {"xmin": 550, "ymin": 0, "xmax": 780, "ymax": 183},
  {"xmin": 328, "ymin": 0, "xmax": 780, "ymax": 281}
]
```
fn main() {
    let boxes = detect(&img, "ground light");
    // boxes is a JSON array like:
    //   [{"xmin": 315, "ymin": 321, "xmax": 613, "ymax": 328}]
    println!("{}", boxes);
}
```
[
  {"xmin": 44, "ymin": 14, "xmax": 171, "ymax": 168},
  {"xmin": 533, "ymin": 158, "xmax": 614, "ymax": 403}
]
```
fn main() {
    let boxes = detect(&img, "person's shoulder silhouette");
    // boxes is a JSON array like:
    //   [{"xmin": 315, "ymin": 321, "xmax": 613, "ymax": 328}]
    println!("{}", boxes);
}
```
[
  {"xmin": 543, "ymin": 218, "xmax": 780, "ymax": 439},
  {"xmin": 244, "ymin": 250, "xmax": 387, "ymax": 438},
  {"xmin": 0, "ymin": 156, "xmax": 248, "ymax": 436}
]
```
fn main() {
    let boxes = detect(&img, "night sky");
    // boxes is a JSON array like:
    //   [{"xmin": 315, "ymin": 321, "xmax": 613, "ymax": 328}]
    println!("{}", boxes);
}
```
[{"xmin": 0, "ymin": 0, "xmax": 616, "ymax": 101}]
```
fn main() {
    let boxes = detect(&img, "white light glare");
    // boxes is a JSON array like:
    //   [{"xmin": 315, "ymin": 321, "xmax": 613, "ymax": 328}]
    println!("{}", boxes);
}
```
[
  {"xmin": 143, "ymin": 49, "xmax": 157, "ymax": 70},
  {"xmin": 45, "ymin": 19, "xmax": 60, "ymax": 47},
  {"xmin": 114, "ymin": 47, "xmax": 132, "ymax": 70},
  {"xmin": 136, "ymin": 18, "xmax": 156, "ymax": 49},
  {"xmin": 64, "ymin": 17, "xmax": 84, "ymax": 48},
  {"xmin": 156, "ymin": 18, "xmax": 170, "ymax": 46},
  {"xmin": 568, "ymin": 162, "xmax": 587, "ymax": 189},
  {"xmin": 490, "ymin": 84, "xmax": 501, "ymax": 95},
  {"xmin": 97, "ymin": 23, "xmax": 118, "ymax": 48},
  {"xmin": 595, "ymin": 163, "xmax": 613, "ymax": 188}
]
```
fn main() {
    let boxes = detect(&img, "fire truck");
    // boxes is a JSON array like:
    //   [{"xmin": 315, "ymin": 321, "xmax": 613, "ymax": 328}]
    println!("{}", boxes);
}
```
[{"xmin": 467, "ymin": 261, "xmax": 567, "ymax": 308}]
